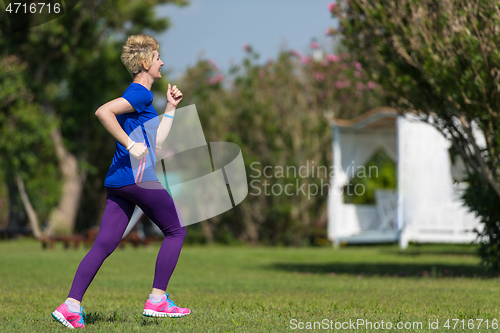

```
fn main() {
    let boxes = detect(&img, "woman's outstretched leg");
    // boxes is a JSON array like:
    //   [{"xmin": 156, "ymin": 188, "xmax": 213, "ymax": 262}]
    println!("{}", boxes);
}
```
[
  {"xmin": 53, "ymin": 187, "xmax": 135, "ymax": 328},
  {"xmin": 67, "ymin": 189, "xmax": 136, "ymax": 302}
]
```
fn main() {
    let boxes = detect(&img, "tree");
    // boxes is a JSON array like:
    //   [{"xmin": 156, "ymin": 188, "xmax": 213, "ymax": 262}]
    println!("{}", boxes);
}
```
[
  {"xmin": 332, "ymin": 0, "xmax": 500, "ymax": 269},
  {"xmin": 0, "ymin": 55, "xmax": 59, "ymax": 236},
  {"xmin": 0, "ymin": 0, "xmax": 187, "ymax": 235}
]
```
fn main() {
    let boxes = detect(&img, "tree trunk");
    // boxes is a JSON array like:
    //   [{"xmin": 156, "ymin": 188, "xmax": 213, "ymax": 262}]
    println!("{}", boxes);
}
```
[
  {"xmin": 241, "ymin": 205, "xmax": 260, "ymax": 244},
  {"xmin": 201, "ymin": 220, "xmax": 214, "ymax": 244},
  {"xmin": 15, "ymin": 174, "xmax": 42, "ymax": 239},
  {"xmin": 45, "ymin": 128, "xmax": 86, "ymax": 235}
]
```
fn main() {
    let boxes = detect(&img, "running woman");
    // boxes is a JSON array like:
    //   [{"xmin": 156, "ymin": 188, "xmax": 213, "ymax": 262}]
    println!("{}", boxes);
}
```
[{"xmin": 52, "ymin": 34, "xmax": 190, "ymax": 329}]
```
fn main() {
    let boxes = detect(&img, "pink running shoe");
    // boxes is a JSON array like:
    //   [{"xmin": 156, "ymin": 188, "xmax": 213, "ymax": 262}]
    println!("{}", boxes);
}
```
[
  {"xmin": 52, "ymin": 303, "xmax": 86, "ymax": 329},
  {"xmin": 143, "ymin": 293, "xmax": 190, "ymax": 318}
]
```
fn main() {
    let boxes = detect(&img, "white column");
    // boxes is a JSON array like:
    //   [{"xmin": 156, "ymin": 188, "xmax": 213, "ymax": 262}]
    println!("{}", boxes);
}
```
[
  {"xmin": 396, "ymin": 116, "xmax": 408, "ymax": 249},
  {"xmin": 328, "ymin": 125, "xmax": 343, "ymax": 247}
]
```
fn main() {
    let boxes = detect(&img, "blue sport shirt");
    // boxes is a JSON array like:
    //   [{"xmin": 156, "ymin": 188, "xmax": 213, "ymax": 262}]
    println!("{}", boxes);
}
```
[{"xmin": 104, "ymin": 83, "xmax": 160, "ymax": 188}]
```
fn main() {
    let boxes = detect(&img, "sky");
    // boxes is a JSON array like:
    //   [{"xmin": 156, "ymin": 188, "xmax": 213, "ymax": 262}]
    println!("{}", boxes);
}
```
[{"xmin": 155, "ymin": 0, "xmax": 340, "ymax": 79}]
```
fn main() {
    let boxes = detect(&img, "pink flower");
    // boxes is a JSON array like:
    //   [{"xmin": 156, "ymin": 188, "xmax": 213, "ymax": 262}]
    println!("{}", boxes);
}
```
[
  {"xmin": 356, "ymin": 82, "xmax": 364, "ymax": 90},
  {"xmin": 355, "ymin": 62, "xmax": 362, "ymax": 70},
  {"xmin": 258, "ymin": 69, "xmax": 266, "ymax": 78},
  {"xmin": 334, "ymin": 80, "xmax": 351, "ymax": 89},
  {"xmin": 310, "ymin": 41, "xmax": 319, "ymax": 49},
  {"xmin": 242, "ymin": 44, "xmax": 252, "ymax": 52},
  {"xmin": 367, "ymin": 81, "xmax": 376, "ymax": 89},
  {"xmin": 290, "ymin": 50, "xmax": 302, "ymax": 58},
  {"xmin": 354, "ymin": 71, "xmax": 362, "ymax": 78},
  {"xmin": 314, "ymin": 72, "xmax": 325, "ymax": 82},
  {"xmin": 301, "ymin": 56, "xmax": 311, "ymax": 64},
  {"xmin": 207, "ymin": 59, "xmax": 219, "ymax": 70},
  {"xmin": 326, "ymin": 53, "xmax": 340, "ymax": 62},
  {"xmin": 326, "ymin": 27, "xmax": 336, "ymax": 36},
  {"xmin": 207, "ymin": 73, "xmax": 224, "ymax": 85},
  {"xmin": 328, "ymin": 2, "xmax": 336, "ymax": 12},
  {"xmin": 322, "ymin": 59, "xmax": 329, "ymax": 67}
]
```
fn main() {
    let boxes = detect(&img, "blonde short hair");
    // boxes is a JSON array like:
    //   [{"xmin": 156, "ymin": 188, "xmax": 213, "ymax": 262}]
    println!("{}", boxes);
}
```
[{"xmin": 121, "ymin": 34, "xmax": 160, "ymax": 77}]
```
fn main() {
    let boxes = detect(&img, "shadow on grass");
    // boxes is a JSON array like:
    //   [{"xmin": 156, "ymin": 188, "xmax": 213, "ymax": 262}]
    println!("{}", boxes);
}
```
[
  {"xmin": 386, "ymin": 246, "xmax": 478, "ymax": 257},
  {"xmin": 340, "ymin": 243, "xmax": 479, "ymax": 256},
  {"xmin": 392, "ymin": 250, "xmax": 477, "ymax": 256},
  {"xmin": 269, "ymin": 262, "xmax": 497, "ymax": 278},
  {"xmin": 137, "ymin": 317, "xmax": 162, "ymax": 327},
  {"xmin": 86, "ymin": 311, "xmax": 163, "ymax": 327},
  {"xmin": 85, "ymin": 311, "xmax": 121, "ymax": 324}
]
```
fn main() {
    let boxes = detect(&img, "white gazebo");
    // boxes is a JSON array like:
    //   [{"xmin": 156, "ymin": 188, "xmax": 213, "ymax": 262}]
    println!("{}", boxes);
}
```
[{"xmin": 327, "ymin": 107, "xmax": 482, "ymax": 248}]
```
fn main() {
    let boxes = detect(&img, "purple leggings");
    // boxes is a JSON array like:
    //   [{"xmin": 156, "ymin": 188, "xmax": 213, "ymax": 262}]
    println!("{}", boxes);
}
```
[{"xmin": 68, "ymin": 181, "xmax": 186, "ymax": 302}]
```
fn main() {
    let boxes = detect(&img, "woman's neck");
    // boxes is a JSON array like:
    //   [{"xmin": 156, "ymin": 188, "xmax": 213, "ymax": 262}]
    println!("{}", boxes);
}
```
[{"xmin": 133, "ymin": 73, "xmax": 153, "ymax": 91}]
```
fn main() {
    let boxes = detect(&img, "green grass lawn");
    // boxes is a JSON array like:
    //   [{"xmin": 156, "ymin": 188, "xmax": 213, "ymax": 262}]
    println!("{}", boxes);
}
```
[{"xmin": 0, "ymin": 239, "xmax": 498, "ymax": 332}]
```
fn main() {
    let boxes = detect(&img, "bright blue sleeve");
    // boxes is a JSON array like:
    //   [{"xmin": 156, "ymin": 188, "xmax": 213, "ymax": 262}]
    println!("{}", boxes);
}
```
[{"xmin": 122, "ymin": 87, "xmax": 152, "ymax": 113}]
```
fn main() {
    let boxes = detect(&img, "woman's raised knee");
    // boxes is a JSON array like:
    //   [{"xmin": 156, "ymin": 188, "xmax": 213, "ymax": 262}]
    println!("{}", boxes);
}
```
[
  {"xmin": 165, "ymin": 226, "xmax": 187, "ymax": 240},
  {"xmin": 175, "ymin": 226, "xmax": 187, "ymax": 240}
]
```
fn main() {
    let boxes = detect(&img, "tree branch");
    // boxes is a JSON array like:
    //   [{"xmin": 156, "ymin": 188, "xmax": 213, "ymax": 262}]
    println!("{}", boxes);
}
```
[{"xmin": 15, "ymin": 174, "xmax": 42, "ymax": 239}]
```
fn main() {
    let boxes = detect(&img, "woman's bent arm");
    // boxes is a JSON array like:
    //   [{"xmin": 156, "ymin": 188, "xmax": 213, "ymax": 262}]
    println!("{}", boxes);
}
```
[
  {"xmin": 95, "ymin": 97, "xmax": 148, "ymax": 158},
  {"xmin": 95, "ymin": 97, "xmax": 135, "ymax": 146}
]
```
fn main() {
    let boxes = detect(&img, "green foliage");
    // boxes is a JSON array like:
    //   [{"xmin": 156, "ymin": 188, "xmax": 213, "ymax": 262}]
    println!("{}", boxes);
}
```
[
  {"xmin": 182, "ymin": 223, "xmax": 207, "ymax": 245},
  {"xmin": 344, "ymin": 149, "xmax": 396, "ymax": 205},
  {"xmin": 0, "ymin": 170, "xmax": 8, "ymax": 228},
  {"xmin": 462, "ymin": 172, "xmax": 500, "ymax": 271},
  {"xmin": 0, "ymin": 56, "xmax": 61, "ymax": 225},
  {"xmin": 334, "ymin": 0, "xmax": 500, "ymax": 269}
]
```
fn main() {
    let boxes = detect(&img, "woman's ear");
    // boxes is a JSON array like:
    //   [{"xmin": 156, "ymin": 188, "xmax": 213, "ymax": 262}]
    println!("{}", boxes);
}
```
[{"xmin": 141, "ymin": 59, "xmax": 151, "ymax": 71}]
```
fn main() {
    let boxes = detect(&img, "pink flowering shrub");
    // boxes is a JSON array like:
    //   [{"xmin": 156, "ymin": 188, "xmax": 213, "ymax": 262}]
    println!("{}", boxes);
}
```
[
  {"xmin": 326, "ymin": 54, "xmax": 340, "ymax": 62},
  {"xmin": 294, "ymin": 41, "xmax": 383, "ymax": 118},
  {"xmin": 207, "ymin": 59, "xmax": 219, "ymax": 71},
  {"xmin": 208, "ymin": 73, "xmax": 224, "ymax": 85},
  {"xmin": 328, "ymin": 2, "xmax": 336, "ymax": 12},
  {"xmin": 176, "ymin": 41, "xmax": 384, "ymax": 245},
  {"xmin": 289, "ymin": 50, "xmax": 302, "ymax": 58},
  {"xmin": 314, "ymin": 72, "xmax": 325, "ymax": 82},
  {"xmin": 325, "ymin": 27, "xmax": 337, "ymax": 36}
]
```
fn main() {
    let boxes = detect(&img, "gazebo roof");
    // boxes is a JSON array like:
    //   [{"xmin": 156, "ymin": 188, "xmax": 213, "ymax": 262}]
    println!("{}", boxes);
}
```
[{"xmin": 334, "ymin": 107, "xmax": 398, "ymax": 131}]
